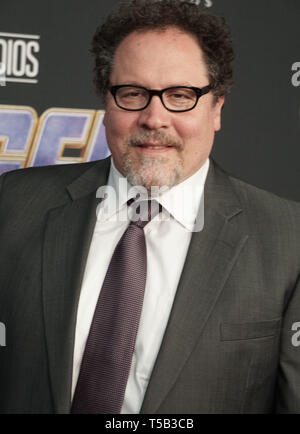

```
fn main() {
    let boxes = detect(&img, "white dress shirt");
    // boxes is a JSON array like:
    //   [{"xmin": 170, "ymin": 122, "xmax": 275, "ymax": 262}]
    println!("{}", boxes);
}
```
[{"xmin": 72, "ymin": 158, "xmax": 209, "ymax": 413}]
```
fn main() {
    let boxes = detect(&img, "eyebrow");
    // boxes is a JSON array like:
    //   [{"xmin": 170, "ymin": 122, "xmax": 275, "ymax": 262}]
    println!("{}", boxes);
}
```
[{"xmin": 114, "ymin": 82, "xmax": 199, "ymax": 88}]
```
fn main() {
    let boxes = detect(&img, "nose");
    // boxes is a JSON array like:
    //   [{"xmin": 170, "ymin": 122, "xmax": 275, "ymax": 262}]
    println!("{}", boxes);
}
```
[{"xmin": 137, "ymin": 95, "xmax": 171, "ymax": 130}]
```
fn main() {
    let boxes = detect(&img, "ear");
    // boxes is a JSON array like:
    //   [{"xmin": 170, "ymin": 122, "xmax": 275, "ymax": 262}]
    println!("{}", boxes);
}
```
[{"xmin": 213, "ymin": 96, "xmax": 225, "ymax": 132}]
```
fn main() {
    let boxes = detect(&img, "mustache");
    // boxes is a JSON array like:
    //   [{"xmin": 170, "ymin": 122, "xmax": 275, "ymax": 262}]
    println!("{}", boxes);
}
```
[{"xmin": 126, "ymin": 130, "xmax": 183, "ymax": 150}]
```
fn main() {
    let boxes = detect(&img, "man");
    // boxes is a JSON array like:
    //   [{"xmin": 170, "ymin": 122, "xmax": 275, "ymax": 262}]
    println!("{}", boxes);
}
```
[{"xmin": 0, "ymin": 0, "xmax": 300, "ymax": 414}]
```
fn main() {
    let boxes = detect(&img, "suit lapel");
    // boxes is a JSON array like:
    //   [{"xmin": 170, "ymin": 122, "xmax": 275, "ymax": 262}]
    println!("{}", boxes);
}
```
[
  {"xmin": 141, "ymin": 161, "xmax": 249, "ymax": 413},
  {"xmin": 42, "ymin": 158, "xmax": 110, "ymax": 413}
]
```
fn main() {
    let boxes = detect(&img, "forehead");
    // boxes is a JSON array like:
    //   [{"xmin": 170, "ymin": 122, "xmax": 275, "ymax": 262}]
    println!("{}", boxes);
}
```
[{"xmin": 110, "ymin": 27, "xmax": 209, "ymax": 87}]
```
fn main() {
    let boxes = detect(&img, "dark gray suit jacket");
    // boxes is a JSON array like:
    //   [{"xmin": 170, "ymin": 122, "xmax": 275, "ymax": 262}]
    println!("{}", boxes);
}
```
[{"xmin": 0, "ymin": 157, "xmax": 300, "ymax": 413}]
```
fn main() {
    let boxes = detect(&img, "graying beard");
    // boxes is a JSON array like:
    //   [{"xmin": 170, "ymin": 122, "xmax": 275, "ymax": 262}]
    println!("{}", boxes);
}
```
[{"xmin": 122, "ymin": 154, "xmax": 183, "ymax": 190}]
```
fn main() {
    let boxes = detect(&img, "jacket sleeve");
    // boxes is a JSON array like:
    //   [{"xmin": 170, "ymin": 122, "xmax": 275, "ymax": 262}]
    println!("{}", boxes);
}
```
[
  {"xmin": 0, "ymin": 172, "xmax": 6, "ymax": 202},
  {"xmin": 0, "ymin": 172, "xmax": 4, "ymax": 192},
  {"xmin": 0, "ymin": 170, "xmax": 8, "ymax": 189},
  {"xmin": 276, "ymin": 272, "xmax": 300, "ymax": 413}
]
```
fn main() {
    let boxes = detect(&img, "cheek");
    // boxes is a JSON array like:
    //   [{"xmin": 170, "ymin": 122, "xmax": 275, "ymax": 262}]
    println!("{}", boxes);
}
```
[
  {"xmin": 175, "ymin": 113, "xmax": 215, "ymax": 161},
  {"xmin": 175, "ymin": 116, "xmax": 208, "ymax": 143},
  {"xmin": 104, "ymin": 110, "xmax": 138, "ymax": 143}
]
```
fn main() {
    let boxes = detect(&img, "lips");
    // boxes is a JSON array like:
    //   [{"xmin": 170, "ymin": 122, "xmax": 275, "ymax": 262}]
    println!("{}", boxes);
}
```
[{"xmin": 135, "ymin": 142, "xmax": 174, "ymax": 150}]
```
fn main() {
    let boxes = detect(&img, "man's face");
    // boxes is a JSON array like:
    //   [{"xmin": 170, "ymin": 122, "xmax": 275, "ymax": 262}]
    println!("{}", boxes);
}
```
[{"xmin": 103, "ymin": 27, "xmax": 224, "ymax": 189}]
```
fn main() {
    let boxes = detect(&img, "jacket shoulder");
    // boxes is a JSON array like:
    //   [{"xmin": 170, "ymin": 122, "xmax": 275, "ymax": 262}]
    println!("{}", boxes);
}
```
[
  {"xmin": 225, "ymin": 170, "xmax": 300, "ymax": 261},
  {"xmin": 1, "ymin": 160, "xmax": 99, "ymax": 189},
  {"xmin": 0, "ymin": 158, "xmax": 111, "ymax": 210},
  {"xmin": 228, "ymin": 173, "xmax": 300, "ymax": 218}
]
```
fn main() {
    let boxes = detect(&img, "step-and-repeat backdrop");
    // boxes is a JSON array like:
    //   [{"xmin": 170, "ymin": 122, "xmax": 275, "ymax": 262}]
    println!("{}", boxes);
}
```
[{"xmin": 0, "ymin": 0, "xmax": 299, "ymax": 199}]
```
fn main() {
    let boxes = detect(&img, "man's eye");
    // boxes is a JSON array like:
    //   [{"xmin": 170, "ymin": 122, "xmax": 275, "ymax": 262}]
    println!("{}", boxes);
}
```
[
  {"xmin": 168, "ymin": 91, "xmax": 193, "ymax": 100},
  {"xmin": 173, "ymin": 93, "xmax": 188, "ymax": 99},
  {"xmin": 120, "ymin": 90, "xmax": 142, "ymax": 98},
  {"xmin": 126, "ymin": 92, "xmax": 140, "ymax": 97}
]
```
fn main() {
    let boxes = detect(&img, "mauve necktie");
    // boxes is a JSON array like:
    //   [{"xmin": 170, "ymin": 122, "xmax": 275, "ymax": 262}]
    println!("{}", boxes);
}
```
[{"xmin": 71, "ymin": 199, "xmax": 161, "ymax": 414}]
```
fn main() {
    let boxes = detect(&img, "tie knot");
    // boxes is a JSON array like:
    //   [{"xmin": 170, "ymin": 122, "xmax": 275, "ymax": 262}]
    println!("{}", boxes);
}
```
[{"xmin": 128, "ymin": 199, "xmax": 161, "ymax": 228}]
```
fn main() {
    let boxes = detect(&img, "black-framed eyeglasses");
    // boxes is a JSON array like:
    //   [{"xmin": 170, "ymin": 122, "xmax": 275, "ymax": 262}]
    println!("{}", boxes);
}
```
[{"xmin": 109, "ymin": 84, "xmax": 212, "ymax": 113}]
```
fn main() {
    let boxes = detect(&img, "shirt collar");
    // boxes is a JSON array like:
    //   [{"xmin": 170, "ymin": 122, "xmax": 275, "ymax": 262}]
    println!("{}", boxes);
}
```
[
  {"xmin": 97, "ymin": 159, "xmax": 140, "ymax": 222},
  {"xmin": 97, "ymin": 157, "xmax": 209, "ymax": 229},
  {"xmin": 157, "ymin": 159, "xmax": 209, "ymax": 230}
]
